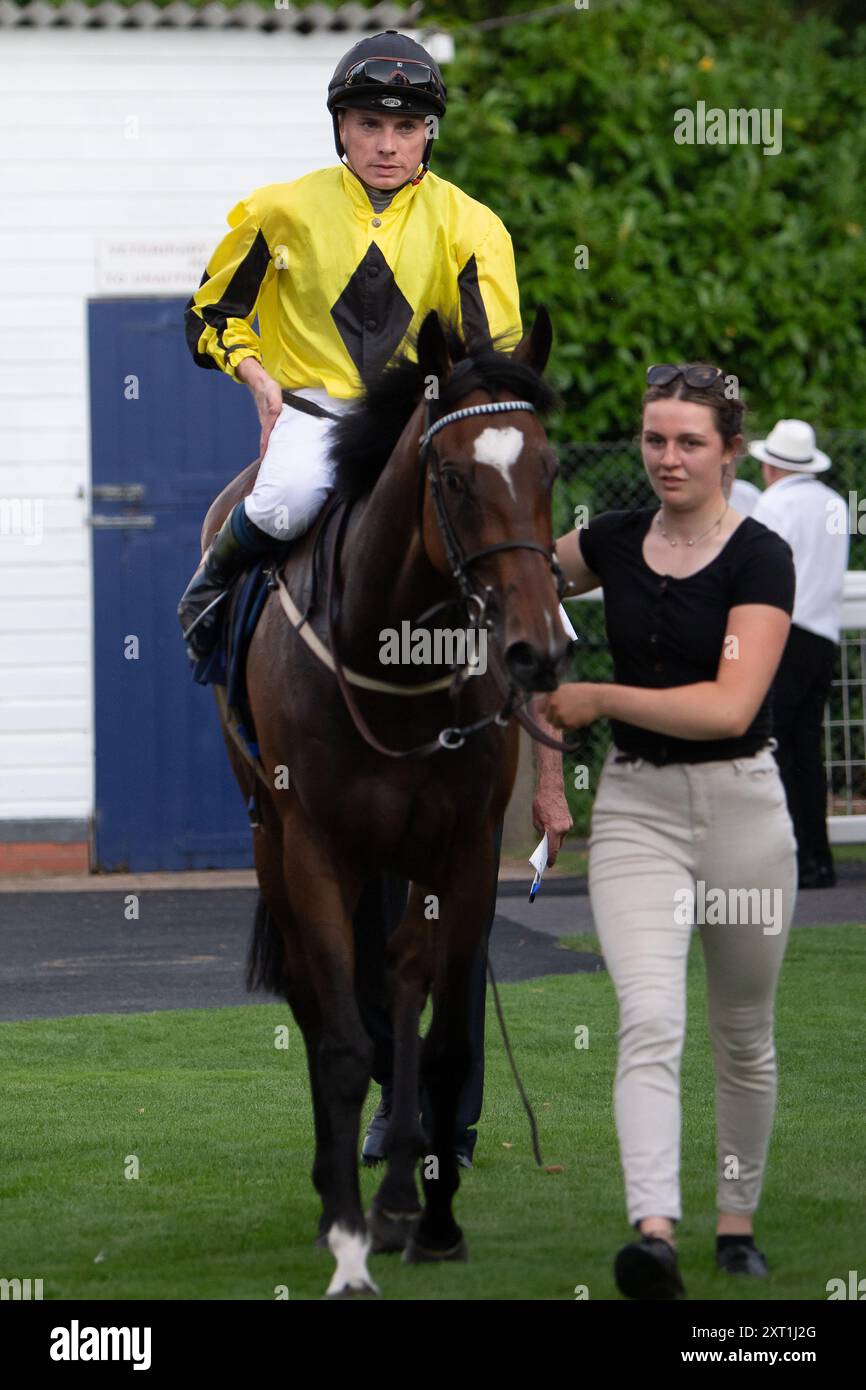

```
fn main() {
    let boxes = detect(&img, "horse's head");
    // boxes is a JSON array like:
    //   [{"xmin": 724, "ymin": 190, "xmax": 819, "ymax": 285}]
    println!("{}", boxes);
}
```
[{"xmin": 415, "ymin": 308, "xmax": 573, "ymax": 694}]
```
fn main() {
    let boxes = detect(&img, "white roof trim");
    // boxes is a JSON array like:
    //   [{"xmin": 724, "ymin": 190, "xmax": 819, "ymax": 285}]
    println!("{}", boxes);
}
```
[{"xmin": 0, "ymin": 1, "xmax": 423, "ymax": 32}]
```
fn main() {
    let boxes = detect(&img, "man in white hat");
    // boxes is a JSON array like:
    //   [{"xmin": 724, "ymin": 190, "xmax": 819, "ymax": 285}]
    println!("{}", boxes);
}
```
[{"xmin": 750, "ymin": 420, "xmax": 849, "ymax": 887}]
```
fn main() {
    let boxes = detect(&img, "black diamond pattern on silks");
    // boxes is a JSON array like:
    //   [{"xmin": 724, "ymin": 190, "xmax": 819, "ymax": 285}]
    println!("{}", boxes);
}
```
[{"xmin": 330, "ymin": 242, "xmax": 414, "ymax": 379}]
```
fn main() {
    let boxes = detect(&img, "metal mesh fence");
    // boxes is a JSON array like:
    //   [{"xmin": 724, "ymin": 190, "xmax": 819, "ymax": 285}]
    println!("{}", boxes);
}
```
[
  {"xmin": 552, "ymin": 432, "xmax": 866, "ymax": 835},
  {"xmin": 825, "ymin": 630, "xmax": 866, "ymax": 817}
]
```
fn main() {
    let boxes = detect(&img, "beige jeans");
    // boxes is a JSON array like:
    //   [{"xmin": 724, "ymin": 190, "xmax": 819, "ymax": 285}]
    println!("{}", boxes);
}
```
[{"xmin": 588, "ymin": 744, "xmax": 797, "ymax": 1226}]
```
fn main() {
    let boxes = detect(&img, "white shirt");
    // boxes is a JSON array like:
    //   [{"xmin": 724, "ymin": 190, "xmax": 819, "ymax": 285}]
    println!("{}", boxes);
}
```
[
  {"xmin": 729, "ymin": 478, "xmax": 761, "ymax": 517},
  {"xmin": 751, "ymin": 473, "xmax": 849, "ymax": 643}
]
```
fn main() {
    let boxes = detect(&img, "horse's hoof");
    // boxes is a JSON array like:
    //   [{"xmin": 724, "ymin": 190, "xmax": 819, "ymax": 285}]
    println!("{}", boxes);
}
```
[
  {"xmin": 361, "ymin": 1153, "xmax": 385, "ymax": 1169},
  {"xmin": 324, "ymin": 1279, "xmax": 380, "ymax": 1299},
  {"xmin": 402, "ymin": 1233, "xmax": 468, "ymax": 1265},
  {"xmin": 366, "ymin": 1203, "xmax": 420, "ymax": 1255}
]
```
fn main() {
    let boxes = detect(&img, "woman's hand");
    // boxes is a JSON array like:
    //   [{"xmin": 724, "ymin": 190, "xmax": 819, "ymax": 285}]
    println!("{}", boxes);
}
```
[{"xmin": 543, "ymin": 682, "xmax": 604, "ymax": 731}]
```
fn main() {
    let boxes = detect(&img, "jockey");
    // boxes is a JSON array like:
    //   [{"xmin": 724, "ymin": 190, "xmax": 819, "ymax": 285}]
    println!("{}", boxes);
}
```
[{"xmin": 178, "ymin": 29, "xmax": 522, "ymax": 656}]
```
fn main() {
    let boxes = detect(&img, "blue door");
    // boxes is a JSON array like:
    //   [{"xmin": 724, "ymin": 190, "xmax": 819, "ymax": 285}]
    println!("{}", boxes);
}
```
[{"xmin": 89, "ymin": 297, "xmax": 257, "ymax": 870}]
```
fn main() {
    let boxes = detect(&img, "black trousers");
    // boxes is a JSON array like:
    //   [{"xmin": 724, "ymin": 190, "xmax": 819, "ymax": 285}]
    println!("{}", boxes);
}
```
[
  {"xmin": 771, "ymin": 623, "xmax": 837, "ymax": 866},
  {"xmin": 352, "ymin": 823, "xmax": 504, "ymax": 1152}
]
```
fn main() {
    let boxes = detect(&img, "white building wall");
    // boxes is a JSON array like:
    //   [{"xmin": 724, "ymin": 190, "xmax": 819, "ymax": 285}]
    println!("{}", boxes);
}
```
[{"xmin": 0, "ymin": 28, "xmax": 359, "ymax": 823}]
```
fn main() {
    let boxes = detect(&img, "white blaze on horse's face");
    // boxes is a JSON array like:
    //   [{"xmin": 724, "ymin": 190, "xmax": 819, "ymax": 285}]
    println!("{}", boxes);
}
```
[{"xmin": 472, "ymin": 426, "xmax": 525, "ymax": 502}]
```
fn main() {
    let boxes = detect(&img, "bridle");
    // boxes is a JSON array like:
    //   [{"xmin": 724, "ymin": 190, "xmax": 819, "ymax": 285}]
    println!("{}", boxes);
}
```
[
  {"xmin": 319, "ymin": 393, "xmax": 586, "ymax": 758},
  {"xmin": 416, "ymin": 397, "xmax": 572, "ymax": 630}
]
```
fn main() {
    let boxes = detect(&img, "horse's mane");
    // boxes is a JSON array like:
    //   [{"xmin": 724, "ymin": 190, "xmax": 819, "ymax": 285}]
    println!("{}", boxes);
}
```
[{"xmin": 328, "ymin": 324, "xmax": 559, "ymax": 503}]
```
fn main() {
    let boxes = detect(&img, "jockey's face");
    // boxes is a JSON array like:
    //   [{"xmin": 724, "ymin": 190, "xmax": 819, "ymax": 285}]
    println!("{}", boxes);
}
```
[{"xmin": 339, "ymin": 108, "xmax": 427, "ymax": 189}]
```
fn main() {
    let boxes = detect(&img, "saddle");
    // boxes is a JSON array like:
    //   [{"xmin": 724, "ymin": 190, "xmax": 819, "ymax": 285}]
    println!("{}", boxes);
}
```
[{"xmin": 190, "ymin": 492, "xmax": 343, "ymax": 776}]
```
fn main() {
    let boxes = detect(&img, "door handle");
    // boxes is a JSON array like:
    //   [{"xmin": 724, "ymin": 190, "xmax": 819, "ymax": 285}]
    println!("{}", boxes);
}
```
[
  {"xmin": 92, "ymin": 484, "xmax": 146, "ymax": 502},
  {"xmin": 88, "ymin": 515, "xmax": 156, "ymax": 529}
]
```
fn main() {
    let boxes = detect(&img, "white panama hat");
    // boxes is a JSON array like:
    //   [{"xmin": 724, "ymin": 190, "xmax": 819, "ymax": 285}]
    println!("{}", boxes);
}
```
[{"xmin": 748, "ymin": 418, "xmax": 831, "ymax": 473}]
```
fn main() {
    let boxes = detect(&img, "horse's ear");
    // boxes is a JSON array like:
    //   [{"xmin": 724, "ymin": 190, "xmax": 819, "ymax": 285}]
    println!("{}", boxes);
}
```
[
  {"xmin": 416, "ymin": 310, "xmax": 451, "ymax": 386},
  {"xmin": 511, "ymin": 306, "xmax": 553, "ymax": 374}
]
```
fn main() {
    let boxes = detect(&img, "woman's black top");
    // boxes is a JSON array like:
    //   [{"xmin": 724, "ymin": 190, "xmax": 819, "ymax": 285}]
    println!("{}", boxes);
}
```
[{"xmin": 578, "ymin": 508, "xmax": 796, "ymax": 764}]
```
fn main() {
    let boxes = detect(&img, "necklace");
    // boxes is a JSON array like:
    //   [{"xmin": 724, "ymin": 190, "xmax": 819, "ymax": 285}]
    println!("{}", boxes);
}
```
[{"xmin": 656, "ymin": 503, "xmax": 728, "ymax": 548}]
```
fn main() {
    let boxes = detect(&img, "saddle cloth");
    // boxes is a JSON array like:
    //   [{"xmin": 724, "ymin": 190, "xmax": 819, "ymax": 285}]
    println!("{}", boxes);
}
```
[{"xmin": 190, "ymin": 559, "xmax": 271, "ymax": 762}]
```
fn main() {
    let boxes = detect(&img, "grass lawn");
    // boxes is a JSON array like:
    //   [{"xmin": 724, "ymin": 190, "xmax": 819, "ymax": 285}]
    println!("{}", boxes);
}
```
[{"xmin": 2, "ymin": 925, "xmax": 863, "ymax": 1301}]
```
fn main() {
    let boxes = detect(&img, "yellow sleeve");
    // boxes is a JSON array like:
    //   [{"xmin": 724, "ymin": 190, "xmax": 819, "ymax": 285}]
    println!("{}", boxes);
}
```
[
  {"xmin": 184, "ymin": 196, "xmax": 272, "ymax": 383},
  {"xmin": 457, "ymin": 215, "xmax": 522, "ymax": 351}
]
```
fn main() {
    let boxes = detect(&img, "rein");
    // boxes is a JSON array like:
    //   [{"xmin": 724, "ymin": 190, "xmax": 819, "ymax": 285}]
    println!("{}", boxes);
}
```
[{"xmin": 324, "ymin": 497, "xmax": 523, "ymax": 758}]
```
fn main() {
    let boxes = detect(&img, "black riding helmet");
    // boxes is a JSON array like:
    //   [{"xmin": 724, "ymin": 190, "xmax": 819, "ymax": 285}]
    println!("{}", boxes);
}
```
[{"xmin": 327, "ymin": 30, "xmax": 447, "ymax": 181}]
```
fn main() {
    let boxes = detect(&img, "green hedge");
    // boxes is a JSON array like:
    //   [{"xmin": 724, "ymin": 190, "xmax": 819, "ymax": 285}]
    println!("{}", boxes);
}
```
[
  {"xmin": 429, "ymin": 0, "xmax": 866, "ymax": 444},
  {"xmin": 37, "ymin": 2, "xmax": 866, "ymax": 446}
]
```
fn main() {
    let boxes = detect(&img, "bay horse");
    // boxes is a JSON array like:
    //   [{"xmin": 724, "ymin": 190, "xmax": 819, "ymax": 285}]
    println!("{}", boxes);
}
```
[{"xmin": 202, "ymin": 307, "xmax": 573, "ymax": 1296}]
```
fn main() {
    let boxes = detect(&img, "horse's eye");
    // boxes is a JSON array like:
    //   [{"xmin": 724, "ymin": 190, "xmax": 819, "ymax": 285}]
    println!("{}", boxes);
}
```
[{"xmin": 443, "ymin": 470, "xmax": 464, "ymax": 494}]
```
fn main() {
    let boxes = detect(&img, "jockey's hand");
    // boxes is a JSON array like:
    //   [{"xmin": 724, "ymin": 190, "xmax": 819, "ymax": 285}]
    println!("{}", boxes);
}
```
[
  {"xmin": 531, "ymin": 784, "xmax": 572, "ymax": 867},
  {"xmin": 238, "ymin": 359, "xmax": 284, "ymax": 458}
]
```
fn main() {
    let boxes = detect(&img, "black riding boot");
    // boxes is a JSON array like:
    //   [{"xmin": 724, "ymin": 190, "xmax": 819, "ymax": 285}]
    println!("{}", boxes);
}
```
[{"xmin": 177, "ymin": 501, "xmax": 275, "ymax": 659}]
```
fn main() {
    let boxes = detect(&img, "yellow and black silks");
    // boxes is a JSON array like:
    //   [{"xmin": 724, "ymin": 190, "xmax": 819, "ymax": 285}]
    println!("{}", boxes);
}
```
[{"xmin": 184, "ymin": 164, "xmax": 522, "ymax": 399}]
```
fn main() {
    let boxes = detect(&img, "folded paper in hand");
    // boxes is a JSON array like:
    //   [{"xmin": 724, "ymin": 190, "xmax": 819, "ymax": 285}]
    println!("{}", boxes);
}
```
[{"xmin": 529, "ymin": 833, "xmax": 549, "ymax": 903}]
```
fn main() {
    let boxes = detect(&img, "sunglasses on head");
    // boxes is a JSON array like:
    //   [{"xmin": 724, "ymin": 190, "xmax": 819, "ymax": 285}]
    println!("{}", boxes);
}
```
[
  {"xmin": 345, "ymin": 57, "xmax": 439, "ymax": 89},
  {"xmin": 646, "ymin": 363, "xmax": 724, "ymax": 389}
]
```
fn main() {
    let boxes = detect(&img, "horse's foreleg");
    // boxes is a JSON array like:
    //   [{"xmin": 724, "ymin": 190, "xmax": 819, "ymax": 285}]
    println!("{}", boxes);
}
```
[
  {"xmin": 406, "ymin": 839, "xmax": 496, "ymax": 1264},
  {"xmin": 274, "ymin": 814, "xmax": 376, "ymax": 1297},
  {"xmin": 284, "ymin": 981, "xmax": 361, "ymax": 1252},
  {"xmin": 405, "ymin": 954, "xmax": 473, "ymax": 1262},
  {"xmin": 294, "ymin": 937, "xmax": 377, "ymax": 1295},
  {"xmin": 313, "ymin": 972, "xmax": 377, "ymax": 1296},
  {"xmin": 368, "ymin": 885, "xmax": 432, "ymax": 1252},
  {"xmin": 250, "ymin": 827, "xmax": 337, "ymax": 1247},
  {"xmin": 288, "ymin": 996, "xmax": 333, "ymax": 1246}
]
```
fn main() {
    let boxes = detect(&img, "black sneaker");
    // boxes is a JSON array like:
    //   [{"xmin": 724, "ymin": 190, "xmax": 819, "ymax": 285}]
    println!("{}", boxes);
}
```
[
  {"xmin": 816, "ymin": 859, "xmax": 837, "ymax": 888},
  {"xmin": 614, "ymin": 1235, "xmax": 686, "ymax": 1300},
  {"xmin": 799, "ymin": 858, "xmax": 837, "ymax": 889},
  {"xmin": 361, "ymin": 1088, "xmax": 392, "ymax": 1166},
  {"xmin": 716, "ymin": 1241, "xmax": 768, "ymax": 1277}
]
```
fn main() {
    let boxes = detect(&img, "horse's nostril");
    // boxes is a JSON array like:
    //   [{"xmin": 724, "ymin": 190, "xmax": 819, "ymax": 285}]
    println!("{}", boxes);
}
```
[
  {"xmin": 505, "ymin": 641, "xmax": 540, "ymax": 687},
  {"xmin": 506, "ymin": 639, "xmax": 573, "ymax": 693}
]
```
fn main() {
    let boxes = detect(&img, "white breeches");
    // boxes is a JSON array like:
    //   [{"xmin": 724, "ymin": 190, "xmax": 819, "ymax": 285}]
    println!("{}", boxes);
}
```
[{"xmin": 243, "ymin": 388, "xmax": 352, "ymax": 540}]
